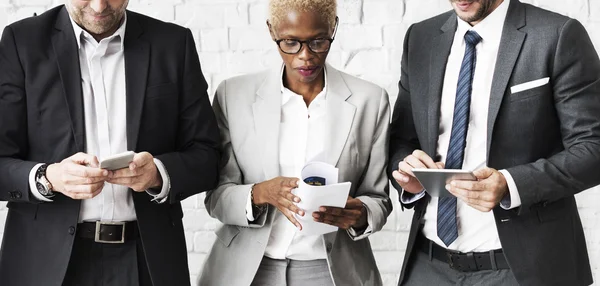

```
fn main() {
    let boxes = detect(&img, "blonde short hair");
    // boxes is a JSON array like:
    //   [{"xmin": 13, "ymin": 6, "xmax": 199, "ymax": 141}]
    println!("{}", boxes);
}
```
[{"xmin": 269, "ymin": 0, "xmax": 337, "ymax": 30}]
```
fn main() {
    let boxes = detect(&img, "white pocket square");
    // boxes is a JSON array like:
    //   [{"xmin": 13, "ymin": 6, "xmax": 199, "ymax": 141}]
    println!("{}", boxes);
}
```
[{"xmin": 510, "ymin": 77, "xmax": 549, "ymax": 94}]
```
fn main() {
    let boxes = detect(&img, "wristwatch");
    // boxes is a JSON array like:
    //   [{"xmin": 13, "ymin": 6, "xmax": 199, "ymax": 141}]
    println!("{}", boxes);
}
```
[
  {"xmin": 35, "ymin": 164, "xmax": 54, "ymax": 198},
  {"xmin": 250, "ymin": 184, "xmax": 266, "ymax": 217}
]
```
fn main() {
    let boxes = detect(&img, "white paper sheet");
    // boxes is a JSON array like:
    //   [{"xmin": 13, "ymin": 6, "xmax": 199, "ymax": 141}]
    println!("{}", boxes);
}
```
[{"xmin": 292, "ymin": 162, "xmax": 352, "ymax": 235}]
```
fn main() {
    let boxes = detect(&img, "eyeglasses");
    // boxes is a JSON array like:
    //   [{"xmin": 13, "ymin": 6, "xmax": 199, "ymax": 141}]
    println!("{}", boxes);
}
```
[
  {"xmin": 275, "ymin": 38, "xmax": 334, "ymax": 54},
  {"xmin": 272, "ymin": 17, "xmax": 339, "ymax": 55}
]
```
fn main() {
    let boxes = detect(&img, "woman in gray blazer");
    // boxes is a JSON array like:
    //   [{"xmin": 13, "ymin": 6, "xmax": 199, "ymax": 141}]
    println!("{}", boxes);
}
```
[{"xmin": 199, "ymin": 0, "xmax": 392, "ymax": 285}]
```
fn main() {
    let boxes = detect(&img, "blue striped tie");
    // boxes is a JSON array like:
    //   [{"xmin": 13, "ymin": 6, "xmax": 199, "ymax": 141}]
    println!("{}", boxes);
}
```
[{"xmin": 437, "ymin": 30, "xmax": 482, "ymax": 247}]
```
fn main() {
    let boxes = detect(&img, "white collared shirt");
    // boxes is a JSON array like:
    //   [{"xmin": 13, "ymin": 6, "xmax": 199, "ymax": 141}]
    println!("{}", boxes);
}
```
[
  {"xmin": 264, "ymin": 67, "xmax": 329, "ymax": 260},
  {"xmin": 403, "ymin": 0, "xmax": 522, "ymax": 252},
  {"xmin": 29, "ymin": 14, "xmax": 171, "ymax": 222},
  {"xmin": 245, "ymin": 66, "xmax": 372, "ymax": 260}
]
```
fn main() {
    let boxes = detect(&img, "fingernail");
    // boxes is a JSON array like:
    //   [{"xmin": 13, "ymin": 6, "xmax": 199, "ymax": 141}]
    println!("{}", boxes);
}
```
[
  {"xmin": 445, "ymin": 184, "xmax": 451, "ymax": 190},
  {"xmin": 313, "ymin": 213, "xmax": 320, "ymax": 218},
  {"xmin": 294, "ymin": 197, "xmax": 300, "ymax": 203},
  {"xmin": 299, "ymin": 211, "xmax": 305, "ymax": 216},
  {"xmin": 319, "ymin": 207, "xmax": 326, "ymax": 212}
]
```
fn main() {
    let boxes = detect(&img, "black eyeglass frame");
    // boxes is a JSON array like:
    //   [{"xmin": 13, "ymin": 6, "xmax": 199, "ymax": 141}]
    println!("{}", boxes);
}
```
[{"xmin": 272, "ymin": 17, "xmax": 339, "ymax": 55}]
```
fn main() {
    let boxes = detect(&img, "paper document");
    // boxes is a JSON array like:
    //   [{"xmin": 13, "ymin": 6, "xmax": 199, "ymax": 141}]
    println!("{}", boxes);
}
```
[{"xmin": 292, "ymin": 161, "xmax": 352, "ymax": 235}]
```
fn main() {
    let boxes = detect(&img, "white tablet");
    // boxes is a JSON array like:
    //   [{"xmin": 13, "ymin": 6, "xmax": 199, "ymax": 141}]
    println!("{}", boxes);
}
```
[
  {"xmin": 99, "ymin": 151, "xmax": 135, "ymax": 171},
  {"xmin": 412, "ymin": 169, "xmax": 477, "ymax": 197}
]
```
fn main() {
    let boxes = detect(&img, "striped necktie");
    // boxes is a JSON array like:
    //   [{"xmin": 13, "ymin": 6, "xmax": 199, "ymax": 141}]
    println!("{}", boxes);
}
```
[{"xmin": 437, "ymin": 30, "xmax": 482, "ymax": 247}]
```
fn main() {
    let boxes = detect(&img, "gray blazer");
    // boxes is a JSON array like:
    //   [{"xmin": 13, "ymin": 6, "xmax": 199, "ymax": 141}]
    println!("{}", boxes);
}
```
[
  {"xmin": 389, "ymin": 0, "xmax": 600, "ymax": 285},
  {"xmin": 199, "ymin": 64, "xmax": 392, "ymax": 286}
]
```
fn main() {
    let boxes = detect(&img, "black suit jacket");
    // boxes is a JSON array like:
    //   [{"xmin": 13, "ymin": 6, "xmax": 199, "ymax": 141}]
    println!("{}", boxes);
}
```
[
  {"xmin": 0, "ymin": 6, "xmax": 220, "ymax": 286},
  {"xmin": 389, "ymin": 1, "xmax": 600, "ymax": 285}
]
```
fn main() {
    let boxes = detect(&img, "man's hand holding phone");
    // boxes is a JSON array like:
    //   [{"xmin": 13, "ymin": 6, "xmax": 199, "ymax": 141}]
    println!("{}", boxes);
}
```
[
  {"xmin": 391, "ymin": 150, "xmax": 445, "ymax": 194},
  {"xmin": 46, "ymin": 152, "xmax": 109, "ymax": 200},
  {"xmin": 106, "ymin": 151, "xmax": 162, "ymax": 192}
]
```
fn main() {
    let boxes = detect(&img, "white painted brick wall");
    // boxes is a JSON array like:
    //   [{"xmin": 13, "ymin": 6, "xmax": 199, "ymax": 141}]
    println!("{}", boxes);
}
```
[{"xmin": 1, "ymin": 1, "xmax": 599, "ymax": 285}]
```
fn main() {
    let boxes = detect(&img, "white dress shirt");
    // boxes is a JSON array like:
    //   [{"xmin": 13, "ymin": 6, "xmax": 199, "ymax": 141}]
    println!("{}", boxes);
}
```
[
  {"xmin": 28, "ymin": 15, "xmax": 171, "ymax": 222},
  {"xmin": 402, "ymin": 0, "xmax": 522, "ymax": 252},
  {"xmin": 245, "ymin": 67, "xmax": 373, "ymax": 260}
]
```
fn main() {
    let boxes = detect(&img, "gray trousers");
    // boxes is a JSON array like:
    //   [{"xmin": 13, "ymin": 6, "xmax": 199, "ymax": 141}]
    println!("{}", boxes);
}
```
[
  {"xmin": 402, "ymin": 250, "xmax": 519, "ymax": 286},
  {"xmin": 250, "ymin": 256, "xmax": 335, "ymax": 286}
]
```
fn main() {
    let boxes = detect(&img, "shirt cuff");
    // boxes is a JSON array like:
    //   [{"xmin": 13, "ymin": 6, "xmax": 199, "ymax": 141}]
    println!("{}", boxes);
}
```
[
  {"xmin": 245, "ymin": 186, "xmax": 256, "ymax": 221},
  {"xmin": 29, "ymin": 163, "xmax": 53, "ymax": 202},
  {"xmin": 400, "ymin": 189, "xmax": 426, "ymax": 204},
  {"xmin": 347, "ymin": 203, "xmax": 373, "ymax": 240},
  {"xmin": 499, "ymin": 169, "xmax": 522, "ymax": 210},
  {"xmin": 146, "ymin": 158, "xmax": 170, "ymax": 204}
]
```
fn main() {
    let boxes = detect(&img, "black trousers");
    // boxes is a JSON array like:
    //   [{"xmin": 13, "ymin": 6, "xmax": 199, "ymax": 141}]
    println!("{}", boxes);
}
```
[{"xmin": 62, "ymin": 235, "xmax": 152, "ymax": 286}]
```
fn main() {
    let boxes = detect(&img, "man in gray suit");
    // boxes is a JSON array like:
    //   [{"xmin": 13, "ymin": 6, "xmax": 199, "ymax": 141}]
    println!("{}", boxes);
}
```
[{"xmin": 389, "ymin": 0, "xmax": 600, "ymax": 285}]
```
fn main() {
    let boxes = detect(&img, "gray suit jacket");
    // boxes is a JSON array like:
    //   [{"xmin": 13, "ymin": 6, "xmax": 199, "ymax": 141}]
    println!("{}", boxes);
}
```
[
  {"xmin": 389, "ymin": 1, "xmax": 600, "ymax": 285},
  {"xmin": 199, "ymin": 64, "xmax": 392, "ymax": 286}
]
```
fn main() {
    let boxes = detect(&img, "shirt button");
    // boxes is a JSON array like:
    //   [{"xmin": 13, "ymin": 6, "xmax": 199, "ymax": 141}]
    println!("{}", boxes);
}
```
[
  {"xmin": 15, "ymin": 191, "xmax": 22, "ymax": 199},
  {"xmin": 68, "ymin": 226, "xmax": 76, "ymax": 235}
]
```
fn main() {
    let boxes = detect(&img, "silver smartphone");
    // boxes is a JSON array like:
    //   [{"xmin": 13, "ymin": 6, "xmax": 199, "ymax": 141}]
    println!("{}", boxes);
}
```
[
  {"xmin": 99, "ymin": 151, "xmax": 135, "ymax": 171},
  {"xmin": 412, "ymin": 169, "xmax": 477, "ymax": 197}
]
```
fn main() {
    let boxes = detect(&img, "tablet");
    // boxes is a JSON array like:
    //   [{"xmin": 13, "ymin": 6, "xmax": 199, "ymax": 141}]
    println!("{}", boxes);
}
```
[
  {"xmin": 412, "ymin": 169, "xmax": 477, "ymax": 198},
  {"xmin": 99, "ymin": 151, "xmax": 135, "ymax": 171}
]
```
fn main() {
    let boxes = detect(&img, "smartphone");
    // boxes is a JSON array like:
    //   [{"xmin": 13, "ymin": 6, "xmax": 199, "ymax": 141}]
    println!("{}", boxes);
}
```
[
  {"xmin": 99, "ymin": 151, "xmax": 135, "ymax": 171},
  {"xmin": 412, "ymin": 169, "xmax": 477, "ymax": 197}
]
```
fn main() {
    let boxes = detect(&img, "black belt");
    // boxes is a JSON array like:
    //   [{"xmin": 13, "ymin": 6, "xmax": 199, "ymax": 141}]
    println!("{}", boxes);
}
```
[
  {"xmin": 77, "ymin": 221, "xmax": 139, "ymax": 244},
  {"xmin": 417, "ymin": 234, "xmax": 510, "ymax": 272}
]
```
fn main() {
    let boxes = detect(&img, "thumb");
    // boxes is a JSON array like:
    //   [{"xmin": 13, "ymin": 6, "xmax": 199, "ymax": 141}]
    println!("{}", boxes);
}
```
[
  {"xmin": 70, "ymin": 153, "xmax": 99, "ymax": 167},
  {"xmin": 473, "ymin": 167, "xmax": 493, "ymax": 180}
]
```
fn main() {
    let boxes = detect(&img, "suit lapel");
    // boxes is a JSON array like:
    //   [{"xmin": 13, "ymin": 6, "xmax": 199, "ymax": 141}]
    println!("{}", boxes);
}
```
[
  {"xmin": 427, "ymin": 15, "xmax": 457, "ymax": 156},
  {"xmin": 325, "ymin": 66, "xmax": 356, "ymax": 167},
  {"xmin": 487, "ymin": 0, "xmax": 526, "ymax": 158},
  {"xmin": 124, "ymin": 11, "xmax": 150, "ymax": 151},
  {"xmin": 254, "ymin": 68, "xmax": 282, "ymax": 180},
  {"xmin": 52, "ymin": 7, "xmax": 85, "ymax": 152}
]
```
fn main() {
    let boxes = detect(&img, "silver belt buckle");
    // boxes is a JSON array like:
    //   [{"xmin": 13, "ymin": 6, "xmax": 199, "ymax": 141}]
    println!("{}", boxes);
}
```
[{"xmin": 94, "ymin": 221, "xmax": 126, "ymax": 244}]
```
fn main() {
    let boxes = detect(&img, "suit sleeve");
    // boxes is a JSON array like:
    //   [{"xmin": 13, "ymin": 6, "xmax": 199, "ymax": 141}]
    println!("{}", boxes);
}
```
[
  {"xmin": 204, "ymin": 80, "xmax": 268, "ymax": 228},
  {"xmin": 506, "ymin": 19, "xmax": 600, "ymax": 210},
  {"xmin": 0, "ymin": 26, "xmax": 41, "ymax": 204},
  {"xmin": 350, "ymin": 88, "xmax": 393, "ymax": 239},
  {"xmin": 388, "ymin": 24, "xmax": 423, "ymax": 209},
  {"xmin": 154, "ymin": 29, "xmax": 221, "ymax": 204}
]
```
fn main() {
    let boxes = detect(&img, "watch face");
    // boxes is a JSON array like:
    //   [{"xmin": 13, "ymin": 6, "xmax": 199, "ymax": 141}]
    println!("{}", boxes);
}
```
[{"xmin": 36, "ymin": 182, "xmax": 48, "ymax": 196}]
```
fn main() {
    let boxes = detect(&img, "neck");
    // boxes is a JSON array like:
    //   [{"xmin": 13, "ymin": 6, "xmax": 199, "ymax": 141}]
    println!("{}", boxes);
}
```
[{"xmin": 283, "ymin": 69, "xmax": 325, "ymax": 107}]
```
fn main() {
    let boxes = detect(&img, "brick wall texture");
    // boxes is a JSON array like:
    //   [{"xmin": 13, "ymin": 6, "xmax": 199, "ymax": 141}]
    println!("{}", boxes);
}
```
[{"xmin": 1, "ymin": 0, "xmax": 599, "ymax": 285}]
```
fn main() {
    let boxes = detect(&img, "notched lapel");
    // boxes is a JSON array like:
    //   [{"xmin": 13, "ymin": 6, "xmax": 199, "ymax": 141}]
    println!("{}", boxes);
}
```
[
  {"xmin": 427, "ymin": 15, "xmax": 457, "ymax": 157},
  {"xmin": 52, "ymin": 7, "xmax": 85, "ymax": 152},
  {"xmin": 124, "ymin": 12, "xmax": 150, "ymax": 151},
  {"xmin": 254, "ymin": 69, "xmax": 282, "ymax": 180},
  {"xmin": 487, "ymin": 0, "xmax": 526, "ymax": 158},
  {"xmin": 325, "ymin": 67, "xmax": 356, "ymax": 167}
]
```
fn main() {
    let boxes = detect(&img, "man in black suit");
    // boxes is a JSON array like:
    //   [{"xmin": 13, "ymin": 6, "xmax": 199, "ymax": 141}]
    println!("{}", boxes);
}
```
[
  {"xmin": 389, "ymin": 0, "xmax": 600, "ymax": 285},
  {"xmin": 0, "ymin": 0, "xmax": 220, "ymax": 285}
]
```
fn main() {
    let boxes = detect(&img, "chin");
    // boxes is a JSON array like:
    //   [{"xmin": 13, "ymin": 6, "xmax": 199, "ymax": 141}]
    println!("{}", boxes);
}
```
[{"xmin": 300, "ymin": 74, "xmax": 320, "ymax": 84}]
